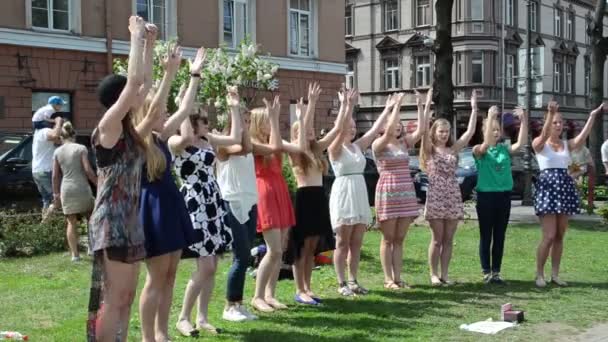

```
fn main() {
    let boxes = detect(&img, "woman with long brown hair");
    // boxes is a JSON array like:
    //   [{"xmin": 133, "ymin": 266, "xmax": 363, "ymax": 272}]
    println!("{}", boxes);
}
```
[
  {"xmin": 87, "ymin": 16, "xmax": 157, "ymax": 341},
  {"xmin": 286, "ymin": 83, "xmax": 350, "ymax": 305},
  {"xmin": 420, "ymin": 91, "xmax": 478, "ymax": 286}
]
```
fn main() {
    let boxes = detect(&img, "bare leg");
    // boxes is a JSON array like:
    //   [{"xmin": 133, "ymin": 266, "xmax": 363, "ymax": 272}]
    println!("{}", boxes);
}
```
[
  {"xmin": 379, "ymin": 219, "xmax": 398, "ymax": 284},
  {"xmin": 140, "ymin": 254, "xmax": 173, "ymax": 342},
  {"xmin": 440, "ymin": 219, "xmax": 459, "ymax": 282},
  {"xmin": 536, "ymin": 214, "xmax": 557, "ymax": 280},
  {"xmin": 393, "ymin": 217, "xmax": 413, "ymax": 284},
  {"xmin": 155, "ymin": 250, "xmax": 181, "ymax": 341},
  {"xmin": 347, "ymin": 224, "xmax": 366, "ymax": 282},
  {"xmin": 551, "ymin": 214, "xmax": 569, "ymax": 279},
  {"xmin": 292, "ymin": 239, "xmax": 312, "ymax": 301},
  {"xmin": 334, "ymin": 226, "xmax": 353, "ymax": 285},
  {"xmin": 252, "ymin": 229, "xmax": 282, "ymax": 311},
  {"xmin": 195, "ymin": 256, "xmax": 218, "ymax": 328},
  {"xmin": 428, "ymin": 219, "xmax": 445, "ymax": 284},
  {"xmin": 176, "ymin": 260, "xmax": 203, "ymax": 335},
  {"xmin": 265, "ymin": 228, "xmax": 289, "ymax": 307},
  {"xmin": 65, "ymin": 214, "xmax": 80, "ymax": 258},
  {"xmin": 303, "ymin": 236, "xmax": 319, "ymax": 296},
  {"xmin": 97, "ymin": 254, "xmax": 140, "ymax": 342}
]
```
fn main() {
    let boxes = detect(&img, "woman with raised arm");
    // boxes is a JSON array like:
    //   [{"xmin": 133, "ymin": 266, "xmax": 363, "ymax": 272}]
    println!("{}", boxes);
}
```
[
  {"xmin": 286, "ymin": 83, "xmax": 349, "ymax": 305},
  {"xmin": 249, "ymin": 96, "xmax": 301, "ymax": 313},
  {"xmin": 472, "ymin": 105, "xmax": 528, "ymax": 285},
  {"xmin": 420, "ymin": 91, "xmax": 478, "ymax": 286},
  {"xmin": 328, "ymin": 90, "xmax": 398, "ymax": 297},
  {"xmin": 171, "ymin": 87, "xmax": 242, "ymax": 336},
  {"xmin": 372, "ymin": 89, "xmax": 432, "ymax": 290},
  {"xmin": 133, "ymin": 46, "xmax": 206, "ymax": 342},
  {"xmin": 52, "ymin": 121, "xmax": 97, "ymax": 262},
  {"xmin": 532, "ymin": 101, "xmax": 602, "ymax": 288},
  {"xmin": 87, "ymin": 16, "xmax": 153, "ymax": 342},
  {"xmin": 217, "ymin": 109, "xmax": 259, "ymax": 322}
]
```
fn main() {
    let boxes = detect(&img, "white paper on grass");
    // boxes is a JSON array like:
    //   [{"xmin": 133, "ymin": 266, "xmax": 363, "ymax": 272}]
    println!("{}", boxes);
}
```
[{"xmin": 459, "ymin": 320, "xmax": 517, "ymax": 335}]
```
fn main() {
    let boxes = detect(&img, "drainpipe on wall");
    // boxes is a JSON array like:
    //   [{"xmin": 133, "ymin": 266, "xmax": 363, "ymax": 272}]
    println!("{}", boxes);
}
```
[{"xmin": 105, "ymin": 0, "xmax": 113, "ymax": 74}]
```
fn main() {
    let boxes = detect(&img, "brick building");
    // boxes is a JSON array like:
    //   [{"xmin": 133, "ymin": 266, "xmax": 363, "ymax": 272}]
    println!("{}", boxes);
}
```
[{"xmin": 0, "ymin": 0, "xmax": 346, "ymax": 134}]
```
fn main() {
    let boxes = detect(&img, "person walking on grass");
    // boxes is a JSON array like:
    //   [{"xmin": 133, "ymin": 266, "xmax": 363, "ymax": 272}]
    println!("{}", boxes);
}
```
[
  {"xmin": 472, "ymin": 105, "xmax": 528, "ymax": 285},
  {"xmin": 533, "ymin": 101, "xmax": 602, "ymax": 288},
  {"xmin": 32, "ymin": 114, "xmax": 63, "ymax": 220}
]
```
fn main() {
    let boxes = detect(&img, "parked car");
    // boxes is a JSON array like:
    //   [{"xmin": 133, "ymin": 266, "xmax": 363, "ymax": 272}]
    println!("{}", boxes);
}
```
[
  {"xmin": 0, "ymin": 132, "xmax": 95, "ymax": 199},
  {"xmin": 409, "ymin": 148, "xmax": 478, "ymax": 203}
]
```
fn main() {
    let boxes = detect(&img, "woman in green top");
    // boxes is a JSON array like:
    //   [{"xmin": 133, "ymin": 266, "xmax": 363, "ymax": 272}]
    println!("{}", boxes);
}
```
[{"xmin": 472, "ymin": 105, "xmax": 527, "ymax": 284}]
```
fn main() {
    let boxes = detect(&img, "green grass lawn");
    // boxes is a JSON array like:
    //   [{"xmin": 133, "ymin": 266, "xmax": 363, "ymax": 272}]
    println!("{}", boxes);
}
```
[{"xmin": 1, "ymin": 221, "xmax": 607, "ymax": 341}]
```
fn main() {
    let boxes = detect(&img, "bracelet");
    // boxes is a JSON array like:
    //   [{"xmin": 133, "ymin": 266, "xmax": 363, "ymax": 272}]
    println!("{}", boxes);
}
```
[{"xmin": 191, "ymin": 73, "xmax": 201, "ymax": 78}]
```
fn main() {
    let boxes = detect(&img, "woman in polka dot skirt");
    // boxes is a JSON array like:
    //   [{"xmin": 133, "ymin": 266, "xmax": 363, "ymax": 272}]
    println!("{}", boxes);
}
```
[{"xmin": 532, "ymin": 100, "xmax": 603, "ymax": 288}]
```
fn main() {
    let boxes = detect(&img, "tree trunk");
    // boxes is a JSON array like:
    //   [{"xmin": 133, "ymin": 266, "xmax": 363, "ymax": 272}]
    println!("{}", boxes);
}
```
[
  {"xmin": 589, "ymin": 0, "xmax": 607, "ymax": 180},
  {"xmin": 432, "ymin": 0, "xmax": 455, "ymax": 121}
]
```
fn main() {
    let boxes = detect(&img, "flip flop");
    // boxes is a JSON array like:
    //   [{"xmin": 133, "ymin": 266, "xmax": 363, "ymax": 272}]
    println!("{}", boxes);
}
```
[
  {"xmin": 294, "ymin": 294, "xmax": 319, "ymax": 305},
  {"xmin": 196, "ymin": 322, "xmax": 221, "ymax": 335},
  {"xmin": 175, "ymin": 320, "xmax": 199, "ymax": 337}
]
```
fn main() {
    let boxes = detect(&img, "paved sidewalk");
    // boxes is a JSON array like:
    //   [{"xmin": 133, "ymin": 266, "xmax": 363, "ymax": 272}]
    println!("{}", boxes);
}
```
[{"xmin": 464, "ymin": 201, "xmax": 603, "ymax": 224}]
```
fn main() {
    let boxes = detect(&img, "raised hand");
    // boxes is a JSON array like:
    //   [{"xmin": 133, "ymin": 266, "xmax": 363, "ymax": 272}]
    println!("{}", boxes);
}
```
[
  {"xmin": 189, "ymin": 47, "xmax": 207, "ymax": 74},
  {"xmin": 385, "ymin": 94, "xmax": 397, "ymax": 108},
  {"xmin": 162, "ymin": 43, "xmax": 182, "ymax": 74},
  {"xmin": 263, "ymin": 95, "xmax": 281, "ymax": 120},
  {"xmin": 308, "ymin": 82, "xmax": 322, "ymax": 103},
  {"xmin": 144, "ymin": 23, "xmax": 158, "ymax": 44},
  {"xmin": 338, "ymin": 90, "xmax": 345, "ymax": 104},
  {"xmin": 128, "ymin": 16, "xmax": 145, "ymax": 37},
  {"xmin": 591, "ymin": 103, "xmax": 605, "ymax": 116},
  {"xmin": 226, "ymin": 86, "xmax": 240, "ymax": 108},
  {"xmin": 513, "ymin": 106, "xmax": 527, "ymax": 119},
  {"xmin": 295, "ymin": 97, "xmax": 305, "ymax": 121},
  {"xmin": 488, "ymin": 105, "xmax": 499, "ymax": 119},
  {"xmin": 547, "ymin": 100, "xmax": 559, "ymax": 114},
  {"xmin": 415, "ymin": 90, "xmax": 423, "ymax": 108},
  {"xmin": 347, "ymin": 89, "xmax": 359, "ymax": 107},
  {"xmin": 471, "ymin": 90, "xmax": 479, "ymax": 112}
]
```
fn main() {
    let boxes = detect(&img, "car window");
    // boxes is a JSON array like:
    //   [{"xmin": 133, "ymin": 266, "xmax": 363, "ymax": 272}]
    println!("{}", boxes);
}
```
[
  {"xmin": 0, "ymin": 136, "xmax": 25, "ymax": 159},
  {"xmin": 458, "ymin": 149, "xmax": 476, "ymax": 169}
]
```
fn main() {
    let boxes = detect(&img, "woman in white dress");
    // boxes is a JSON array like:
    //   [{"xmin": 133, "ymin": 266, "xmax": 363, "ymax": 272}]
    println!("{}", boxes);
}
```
[{"xmin": 328, "ymin": 90, "xmax": 403, "ymax": 296}]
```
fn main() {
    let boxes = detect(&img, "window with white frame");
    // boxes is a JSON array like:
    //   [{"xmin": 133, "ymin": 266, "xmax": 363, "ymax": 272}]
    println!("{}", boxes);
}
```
[
  {"xmin": 222, "ymin": 0, "xmax": 250, "ymax": 49},
  {"xmin": 289, "ymin": 0, "xmax": 315, "ymax": 57},
  {"xmin": 455, "ymin": 53, "xmax": 463, "ymax": 84},
  {"xmin": 416, "ymin": 55, "xmax": 431, "ymax": 88},
  {"xmin": 416, "ymin": 0, "xmax": 430, "ymax": 27},
  {"xmin": 137, "ymin": 0, "xmax": 167, "ymax": 39},
  {"xmin": 530, "ymin": 1, "xmax": 538, "ymax": 32},
  {"xmin": 346, "ymin": 60, "xmax": 355, "ymax": 89},
  {"xmin": 506, "ymin": 54, "xmax": 515, "ymax": 88},
  {"xmin": 566, "ymin": 12, "xmax": 574, "ymax": 40},
  {"xmin": 565, "ymin": 62, "xmax": 573, "ymax": 94},
  {"xmin": 32, "ymin": 0, "xmax": 70, "ymax": 31},
  {"xmin": 554, "ymin": 8, "xmax": 563, "ymax": 38},
  {"xmin": 345, "ymin": 4, "xmax": 353, "ymax": 36},
  {"xmin": 472, "ymin": 51, "xmax": 484, "ymax": 83},
  {"xmin": 455, "ymin": 0, "xmax": 463, "ymax": 21},
  {"xmin": 384, "ymin": 0, "xmax": 399, "ymax": 31},
  {"xmin": 553, "ymin": 62, "xmax": 562, "ymax": 92},
  {"xmin": 584, "ymin": 57, "xmax": 590, "ymax": 95},
  {"xmin": 506, "ymin": 0, "xmax": 514, "ymax": 26},
  {"xmin": 471, "ymin": 0, "xmax": 483, "ymax": 32},
  {"xmin": 383, "ymin": 57, "xmax": 400, "ymax": 90}
]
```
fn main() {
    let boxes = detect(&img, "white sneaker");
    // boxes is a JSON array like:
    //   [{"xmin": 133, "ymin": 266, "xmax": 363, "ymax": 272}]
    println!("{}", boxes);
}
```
[
  {"xmin": 222, "ymin": 305, "xmax": 249, "ymax": 322},
  {"xmin": 237, "ymin": 304, "xmax": 258, "ymax": 320},
  {"xmin": 71, "ymin": 256, "xmax": 81, "ymax": 262}
]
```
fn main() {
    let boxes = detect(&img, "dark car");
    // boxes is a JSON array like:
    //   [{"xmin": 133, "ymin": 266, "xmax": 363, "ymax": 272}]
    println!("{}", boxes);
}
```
[
  {"xmin": 322, "ymin": 155, "xmax": 380, "ymax": 206},
  {"xmin": 0, "ymin": 133, "xmax": 95, "ymax": 199},
  {"xmin": 409, "ymin": 148, "xmax": 478, "ymax": 203}
]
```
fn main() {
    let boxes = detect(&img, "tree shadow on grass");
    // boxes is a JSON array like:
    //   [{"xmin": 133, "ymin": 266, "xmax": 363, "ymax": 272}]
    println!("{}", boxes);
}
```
[
  {"xmin": 241, "ymin": 329, "xmax": 374, "ymax": 342},
  {"xmin": 510, "ymin": 221, "xmax": 608, "ymax": 232}
]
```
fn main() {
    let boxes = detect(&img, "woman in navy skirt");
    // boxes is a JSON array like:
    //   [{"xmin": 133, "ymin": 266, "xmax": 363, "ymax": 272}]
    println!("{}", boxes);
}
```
[{"xmin": 532, "ymin": 101, "xmax": 602, "ymax": 287}]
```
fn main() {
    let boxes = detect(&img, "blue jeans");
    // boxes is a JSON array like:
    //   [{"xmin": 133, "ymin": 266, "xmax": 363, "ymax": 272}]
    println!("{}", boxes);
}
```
[
  {"xmin": 32, "ymin": 171, "xmax": 53, "ymax": 209},
  {"xmin": 226, "ymin": 204, "xmax": 258, "ymax": 302}
]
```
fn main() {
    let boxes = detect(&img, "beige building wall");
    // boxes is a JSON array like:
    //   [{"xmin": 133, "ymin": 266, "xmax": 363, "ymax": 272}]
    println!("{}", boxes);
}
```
[
  {"xmin": 318, "ymin": 0, "xmax": 345, "ymax": 62},
  {"xmin": 0, "ymin": 0, "xmax": 26, "ymax": 29},
  {"xmin": 256, "ymin": 0, "xmax": 287, "ymax": 57},
  {"xmin": 178, "ymin": 0, "xmax": 219, "ymax": 48},
  {"xmin": 81, "ymin": 0, "xmax": 106, "ymax": 38},
  {"xmin": 109, "ymin": 0, "xmax": 131, "ymax": 41}
]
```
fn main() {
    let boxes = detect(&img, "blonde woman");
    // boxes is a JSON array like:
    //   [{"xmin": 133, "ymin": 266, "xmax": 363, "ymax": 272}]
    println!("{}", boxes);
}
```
[
  {"xmin": 131, "ymin": 45, "xmax": 206, "ymax": 342},
  {"xmin": 171, "ymin": 87, "xmax": 242, "ymax": 336},
  {"xmin": 286, "ymin": 83, "xmax": 350, "ymax": 305},
  {"xmin": 532, "ymin": 101, "xmax": 601, "ymax": 287},
  {"xmin": 328, "ymin": 90, "xmax": 399, "ymax": 296},
  {"xmin": 372, "ymin": 90, "xmax": 432, "ymax": 290},
  {"xmin": 249, "ymin": 96, "xmax": 302, "ymax": 312},
  {"xmin": 51, "ymin": 121, "xmax": 96, "ymax": 261},
  {"xmin": 420, "ymin": 91, "xmax": 478, "ymax": 286}
]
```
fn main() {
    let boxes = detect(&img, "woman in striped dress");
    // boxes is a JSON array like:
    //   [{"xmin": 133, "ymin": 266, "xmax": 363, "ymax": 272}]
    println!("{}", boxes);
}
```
[{"xmin": 372, "ymin": 89, "xmax": 431, "ymax": 289}]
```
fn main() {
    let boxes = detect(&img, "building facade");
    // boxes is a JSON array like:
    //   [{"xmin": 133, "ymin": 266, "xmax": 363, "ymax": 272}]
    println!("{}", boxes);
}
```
[
  {"xmin": 0, "ymin": 0, "xmax": 346, "ymax": 134},
  {"xmin": 346, "ymin": 0, "xmax": 607, "ymax": 137}
]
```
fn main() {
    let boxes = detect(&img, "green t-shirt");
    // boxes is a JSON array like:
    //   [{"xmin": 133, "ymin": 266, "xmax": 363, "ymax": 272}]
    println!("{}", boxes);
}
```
[{"xmin": 474, "ymin": 143, "xmax": 513, "ymax": 192}]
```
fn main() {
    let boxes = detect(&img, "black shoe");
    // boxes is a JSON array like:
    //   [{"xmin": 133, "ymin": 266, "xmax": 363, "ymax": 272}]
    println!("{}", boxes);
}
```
[{"xmin": 491, "ymin": 273, "xmax": 506, "ymax": 285}]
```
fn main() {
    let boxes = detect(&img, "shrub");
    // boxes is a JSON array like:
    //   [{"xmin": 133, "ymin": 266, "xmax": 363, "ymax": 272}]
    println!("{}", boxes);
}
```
[
  {"xmin": 597, "ymin": 204, "xmax": 608, "ymax": 226},
  {"xmin": 282, "ymin": 154, "xmax": 298, "ymax": 194},
  {"xmin": 0, "ymin": 211, "xmax": 78, "ymax": 257}
]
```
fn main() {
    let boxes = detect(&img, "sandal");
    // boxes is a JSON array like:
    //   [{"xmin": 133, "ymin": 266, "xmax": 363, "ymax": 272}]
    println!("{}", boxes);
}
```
[
  {"xmin": 348, "ymin": 280, "xmax": 369, "ymax": 295},
  {"xmin": 175, "ymin": 319, "xmax": 199, "ymax": 337},
  {"xmin": 440, "ymin": 278, "xmax": 456, "ymax": 286},
  {"xmin": 196, "ymin": 322, "xmax": 220, "ymax": 335},
  {"xmin": 395, "ymin": 280, "xmax": 411, "ymax": 289},
  {"xmin": 265, "ymin": 298, "xmax": 288, "ymax": 310},
  {"xmin": 338, "ymin": 282, "xmax": 355, "ymax": 296},
  {"xmin": 384, "ymin": 281, "xmax": 400, "ymax": 290},
  {"xmin": 251, "ymin": 298, "xmax": 274, "ymax": 313},
  {"xmin": 551, "ymin": 276, "xmax": 568, "ymax": 287},
  {"xmin": 430, "ymin": 275, "xmax": 442, "ymax": 287}
]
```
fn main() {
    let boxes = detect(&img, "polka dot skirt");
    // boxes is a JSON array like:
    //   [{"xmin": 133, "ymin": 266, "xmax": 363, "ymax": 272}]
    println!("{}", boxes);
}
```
[{"xmin": 534, "ymin": 168, "xmax": 580, "ymax": 216}]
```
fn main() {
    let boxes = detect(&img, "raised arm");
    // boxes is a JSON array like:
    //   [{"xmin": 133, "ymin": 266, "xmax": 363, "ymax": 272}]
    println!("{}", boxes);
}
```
[
  {"xmin": 207, "ymin": 86, "xmax": 243, "ymax": 146},
  {"xmin": 372, "ymin": 94, "xmax": 401, "ymax": 154},
  {"xmin": 472, "ymin": 105, "xmax": 499, "ymax": 158},
  {"xmin": 355, "ymin": 92, "xmax": 396, "ymax": 150},
  {"xmin": 217, "ymin": 115, "xmax": 253, "ymax": 160},
  {"xmin": 532, "ymin": 101, "xmax": 558, "ymax": 153},
  {"xmin": 404, "ymin": 89, "xmax": 430, "ymax": 147},
  {"xmin": 46, "ymin": 117, "xmax": 64, "ymax": 141},
  {"xmin": 327, "ymin": 89, "xmax": 350, "ymax": 161},
  {"xmin": 136, "ymin": 43, "xmax": 182, "ymax": 138},
  {"xmin": 453, "ymin": 91, "xmax": 479, "ymax": 152},
  {"xmin": 252, "ymin": 96, "xmax": 283, "ymax": 156},
  {"xmin": 510, "ymin": 106, "xmax": 528, "ymax": 154},
  {"xmin": 97, "ymin": 16, "xmax": 146, "ymax": 149},
  {"xmin": 160, "ymin": 47, "xmax": 206, "ymax": 140},
  {"xmin": 569, "ymin": 103, "xmax": 603, "ymax": 151},
  {"xmin": 140, "ymin": 23, "xmax": 157, "ymax": 99}
]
